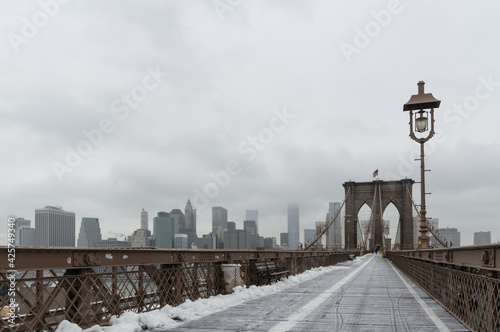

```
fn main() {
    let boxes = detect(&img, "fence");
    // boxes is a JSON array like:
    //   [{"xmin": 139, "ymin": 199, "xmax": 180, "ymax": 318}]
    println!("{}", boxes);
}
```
[
  {"xmin": 0, "ymin": 247, "xmax": 350, "ymax": 331},
  {"xmin": 386, "ymin": 244, "xmax": 500, "ymax": 332}
]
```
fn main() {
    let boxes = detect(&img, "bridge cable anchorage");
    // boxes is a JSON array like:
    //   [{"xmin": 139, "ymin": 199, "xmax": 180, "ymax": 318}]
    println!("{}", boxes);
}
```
[
  {"xmin": 405, "ymin": 184, "xmax": 447, "ymax": 248},
  {"xmin": 304, "ymin": 187, "xmax": 351, "ymax": 251}
]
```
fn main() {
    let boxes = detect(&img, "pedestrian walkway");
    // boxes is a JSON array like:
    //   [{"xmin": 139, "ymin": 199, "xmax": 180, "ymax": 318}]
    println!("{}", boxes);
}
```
[{"xmin": 156, "ymin": 254, "xmax": 468, "ymax": 332}]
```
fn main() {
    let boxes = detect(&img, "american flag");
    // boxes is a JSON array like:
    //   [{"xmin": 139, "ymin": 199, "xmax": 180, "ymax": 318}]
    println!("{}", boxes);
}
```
[{"xmin": 373, "ymin": 169, "xmax": 378, "ymax": 178}]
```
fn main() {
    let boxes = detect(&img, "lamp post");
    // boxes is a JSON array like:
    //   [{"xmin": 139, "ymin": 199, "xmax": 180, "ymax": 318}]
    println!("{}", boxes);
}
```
[{"xmin": 403, "ymin": 81, "xmax": 441, "ymax": 249}]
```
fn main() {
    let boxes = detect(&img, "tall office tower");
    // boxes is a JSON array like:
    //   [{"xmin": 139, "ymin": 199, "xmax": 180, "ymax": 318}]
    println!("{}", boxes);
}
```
[
  {"xmin": 243, "ymin": 220, "xmax": 257, "ymax": 236},
  {"xmin": 245, "ymin": 210, "xmax": 258, "ymax": 234},
  {"xmin": 169, "ymin": 209, "xmax": 185, "ymax": 234},
  {"xmin": 153, "ymin": 212, "xmax": 175, "ymax": 248},
  {"xmin": 140, "ymin": 208, "xmax": 149, "ymax": 230},
  {"xmin": 182, "ymin": 200, "xmax": 198, "ymax": 247},
  {"xmin": 212, "ymin": 206, "xmax": 228, "ymax": 233},
  {"xmin": 304, "ymin": 229, "xmax": 316, "ymax": 245},
  {"xmin": 35, "ymin": 206, "xmax": 75, "ymax": 247},
  {"xmin": 474, "ymin": 231, "xmax": 491, "ymax": 245},
  {"xmin": 185, "ymin": 199, "xmax": 197, "ymax": 232},
  {"xmin": 77, "ymin": 217, "xmax": 102, "ymax": 247},
  {"xmin": 327, "ymin": 202, "xmax": 342, "ymax": 249},
  {"xmin": 287, "ymin": 204, "xmax": 299, "ymax": 250},
  {"xmin": 13, "ymin": 218, "xmax": 31, "ymax": 246}
]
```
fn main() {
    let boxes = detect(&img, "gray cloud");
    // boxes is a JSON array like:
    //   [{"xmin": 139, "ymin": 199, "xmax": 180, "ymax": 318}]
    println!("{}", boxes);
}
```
[{"xmin": 1, "ymin": 0, "xmax": 500, "ymax": 246}]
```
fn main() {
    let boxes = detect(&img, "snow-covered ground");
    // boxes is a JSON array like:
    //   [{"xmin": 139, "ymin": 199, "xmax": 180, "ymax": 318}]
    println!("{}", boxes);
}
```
[{"xmin": 56, "ymin": 259, "xmax": 358, "ymax": 332}]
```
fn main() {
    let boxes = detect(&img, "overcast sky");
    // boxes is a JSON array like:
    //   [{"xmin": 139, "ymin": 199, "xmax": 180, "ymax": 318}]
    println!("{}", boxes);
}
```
[{"xmin": 1, "ymin": 0, "xmax": 499, "ymax": 246}]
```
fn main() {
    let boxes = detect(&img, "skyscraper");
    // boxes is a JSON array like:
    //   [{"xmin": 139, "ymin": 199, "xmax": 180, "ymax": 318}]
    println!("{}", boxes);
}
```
[
  {"xmin": 474, "ymin": 231, "xmax": 491, "ymax": 245},
  {"xmin": 153, "ymin": 212, "xmax": 175, "ymax": 248},
  {"xmin": 245, "ymin": 210, "xmax": 258, "ymax": 234},
  {"xmin": 77, "ymin": 217, "xmax": 102, "ymax": 247},
  {"xmin": 327, "ymin": 202, "xmax": 342, "ymax": 249},
  {"xmin": 287, "ymin": 203, "xmax": 299, "ymax": 250},
  {"xmin": 177, "ymin": 200, "xmax": 198, "ymax": 248},
  {"xmin": 185, "ymin": 199, "xmax": 197, "ymax": 233},
  {"xmin": 243, "ymin": 220, "xmax": 257, "ymax": 236},
  {"xmin": 140, "ymin": 208, "xmax": 148, "ymax": 230},
  {"xmin": 35, "ymin": 206, "xmax": 75, "ymax": 247},
  {"xmin": 212, "ymin": 206, "xmax": 228, "ymax": 233},
  {"xmin": 169, "ymin": 209, "xmax": 185, "ymax": 234}
]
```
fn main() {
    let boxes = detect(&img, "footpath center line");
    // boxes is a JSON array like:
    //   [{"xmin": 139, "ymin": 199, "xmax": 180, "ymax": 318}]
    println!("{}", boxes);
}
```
[{"xmin": 269, "ymin": 255, "xmax": 375, "ymax": 332}]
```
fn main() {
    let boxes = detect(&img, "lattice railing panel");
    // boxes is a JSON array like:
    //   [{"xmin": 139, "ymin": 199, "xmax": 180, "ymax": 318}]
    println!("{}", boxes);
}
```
[
  {"xmin": 387, "ymin": 253, "xmax": 500, "ymax": 332},
  {"xmin": 1, "ymin": 250, "xmax": 350, "ymax": 330}
]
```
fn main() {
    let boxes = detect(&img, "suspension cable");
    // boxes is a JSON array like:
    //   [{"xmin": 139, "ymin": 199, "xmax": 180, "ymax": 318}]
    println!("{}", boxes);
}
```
[{"xmin": 304, "ymin": 187, "xmax": 351, "ymax": 250}]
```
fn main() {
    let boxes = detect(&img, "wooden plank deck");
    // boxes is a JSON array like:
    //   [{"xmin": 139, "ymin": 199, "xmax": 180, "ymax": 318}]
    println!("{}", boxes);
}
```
[{"xmin": 156, "ymin": 254, "xmax": 469, "ymax": 332}]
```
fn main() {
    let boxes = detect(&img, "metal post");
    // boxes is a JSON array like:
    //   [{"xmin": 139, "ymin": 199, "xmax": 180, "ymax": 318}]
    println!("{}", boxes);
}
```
[{"xmin": 419, "ymin": 142, "xmax": 429, "ymax": 248}]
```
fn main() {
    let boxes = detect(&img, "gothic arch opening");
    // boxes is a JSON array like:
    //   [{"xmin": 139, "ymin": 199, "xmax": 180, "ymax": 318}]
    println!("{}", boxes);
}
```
[{"xmin": 382, "ymin": 202, "xmax": 399, "ymax": 250}]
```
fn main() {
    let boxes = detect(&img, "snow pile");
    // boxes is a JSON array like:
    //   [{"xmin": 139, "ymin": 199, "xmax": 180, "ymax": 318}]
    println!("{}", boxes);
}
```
[{"xmin": 56, "ymin": 261, "xmax": 355, "ymax": 332}]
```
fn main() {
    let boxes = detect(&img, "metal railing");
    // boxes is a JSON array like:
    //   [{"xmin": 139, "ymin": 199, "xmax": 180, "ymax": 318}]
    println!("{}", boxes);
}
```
[
  {"xmin": 0, "ymin": 247, "xmax": 350, "ymax": 331},
  {"xmin": 386, "ymin": 244, "xmax": 500, "ymax": 332}
]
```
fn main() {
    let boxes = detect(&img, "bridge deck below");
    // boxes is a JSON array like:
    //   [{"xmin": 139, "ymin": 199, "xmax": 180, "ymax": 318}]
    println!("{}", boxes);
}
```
[{"xmin": 157, "ymin": 254, "xmax": 468, "ymax": 332}]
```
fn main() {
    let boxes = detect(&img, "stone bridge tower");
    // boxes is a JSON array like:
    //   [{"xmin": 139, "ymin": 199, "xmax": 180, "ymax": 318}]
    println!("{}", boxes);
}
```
[{"xmin": 343, "ymin": 179, "xmax": 415, "ymax": 251}]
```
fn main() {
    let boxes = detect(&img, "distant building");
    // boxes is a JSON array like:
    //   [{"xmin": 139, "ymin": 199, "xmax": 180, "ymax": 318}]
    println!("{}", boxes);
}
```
[
  {"xmin": 131, "ymin": 229, "xmax": 152, "ymax": 247},
  {"xmin": 251, "ymin": 235, "xmax": 264, "ymax": 249},
  {"xmin": 264, "ymin": 237, "xmax": 276, "ymax": 249},
  {"xmin": 327, "ymin": 202, "xmax": 342, "ymax": 249},
  {"xmin": 304, "ymin": 229, "xmax": 316, "ymax": 245},
  {"xmin": 315, "ymin": 221, "xmax": 326, "ymax": 247},
  {"xmin": 18, "ymin": 227, "xmax": 35, "ymax": 246},
  {"xmin": 474, "ymin": 231, "xmax": 491, "ymax": 245},
  {"xmin": 223, "ymin": 229, "xmax": 251, "ymax": 249},
  {"xmin": 433, "ymin": 228, "xmax": 461, "ymax": 247},
  {"xmin": 184, "ymin": 199, "xmax": 197, "ymax": 234},
  {"xmin": 198, "ymin": 234, "xmax": 216, "ymax": 249},
  {"xmin": 280, "ymin": 232, "xmax": 289, "ymax": 247},
  {"xmin": 212, "ymin": 206, "xmax": 228, "ymax": 233},
  {"xmin": 244, "ymin": 220, "xmax": 257, "ymax": 236},
  {"xmin": 35, "ymin": 206, "xmax": 75, "ymax": 247},
  {"xmin": 170, "ymin": 209, "xmax": 185, "ymax": 234},
  {"xmin": 13, "ymin": 218, "xmax": 31, "ymax": 246},
  {"xmin": 96, "ymin": 238, "xmax": 131, "ymax": 247},
  {"xmin": 245, "ymin": 210, "xmax": 258, "ymax": 234},
  {"xmin": 227, "ymin": 221, "xmax": 236, "ymax": 231},
  {"xmin": 174, "ymin": 234, "xmax": 188, "ymax": 249},
  {"xmin": 77, "ymin": 217, "xmax": 102, "ymax": 247},
  {"xmin": 141, "ymin": 208, "xmax": 149, "ymax": 230},
  {"xmin": 153, "ymin": 212, "xmax": 175, "ymax": 249},
  {"xmin": 287, "ymin": 204, "xmax": 299, "ymax": 250}
]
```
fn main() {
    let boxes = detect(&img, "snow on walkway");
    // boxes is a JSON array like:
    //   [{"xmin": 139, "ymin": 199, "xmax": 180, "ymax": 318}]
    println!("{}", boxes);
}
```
[{"xmin": 56, "ymin": 256, "xmax": 361, "ymax": 332}]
